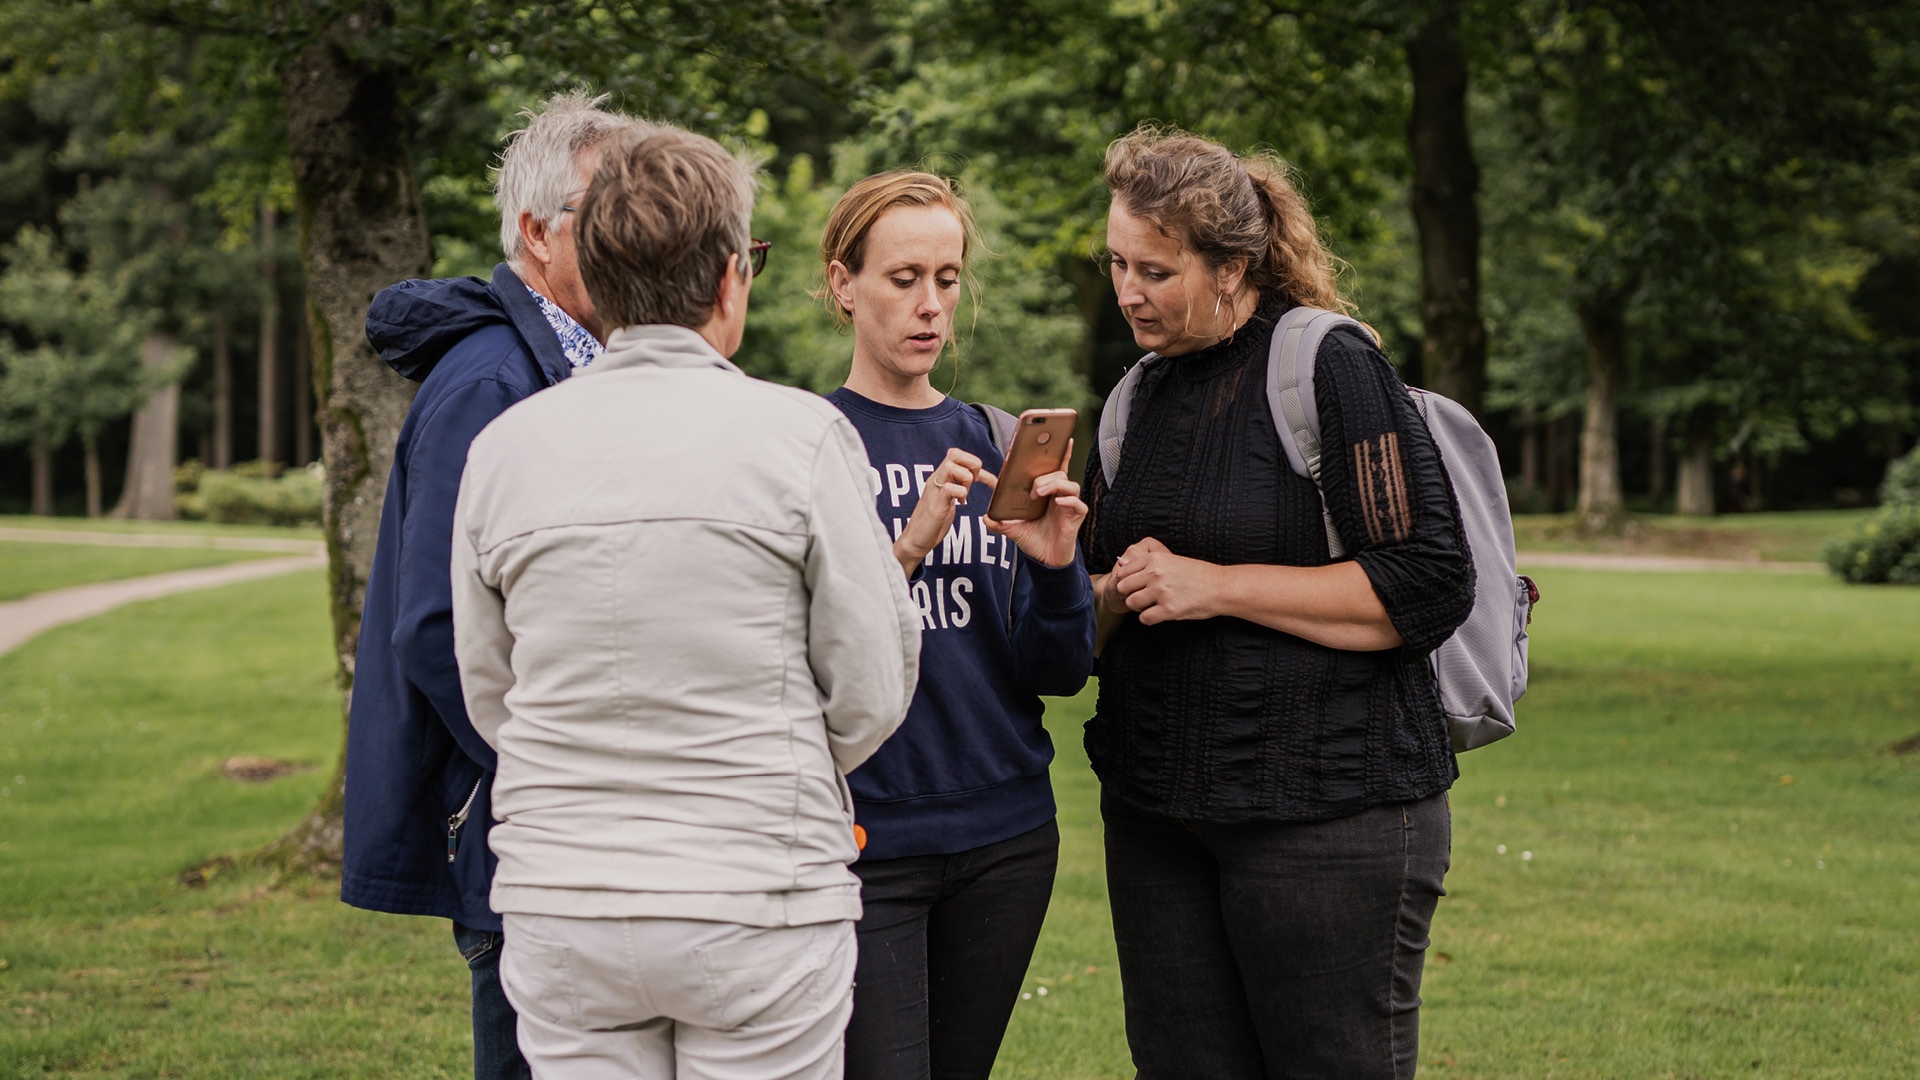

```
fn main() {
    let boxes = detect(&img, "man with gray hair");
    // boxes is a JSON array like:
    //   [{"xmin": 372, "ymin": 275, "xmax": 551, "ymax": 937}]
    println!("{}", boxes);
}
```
[
  {"xmin": 342, "ymin": 90, "xmax": 651, "ymax": 1080},
  {"xmin": 450, "ymin": 126, "xmax": 918, "ymax": 1078}
]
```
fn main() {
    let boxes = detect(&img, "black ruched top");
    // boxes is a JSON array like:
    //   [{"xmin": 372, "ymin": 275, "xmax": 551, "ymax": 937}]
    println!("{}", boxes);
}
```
[{"xmin": 1081, "ymin": 299, "xmax": 1474, "ymax": 823}]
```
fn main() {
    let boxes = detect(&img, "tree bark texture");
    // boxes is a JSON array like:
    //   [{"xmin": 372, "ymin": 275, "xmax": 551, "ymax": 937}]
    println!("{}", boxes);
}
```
[
  {"xmin": 111, "ymin": 331, "xmax": 181, "ymax": 520},
  {"xmin": 1647, "ymin": 414, "xmax": 1667, "ymax": 505},
  {"xmin": 1575, "ymin": 298, "xmax": 1626, "ymax": 531},
  {"xmin": 83, "ymin": 433, "xmax": 102, "ymax": 518},
  {"xmin": 29, "ymin": 432, "xmax": 53, "ymax": 515},
  {"xmin": 259, "ymin": 203, "xmax": 281, "ymax": 465},
  {"xmin": 257, "ymin": 14, "xmax": 430, "ymax": 874},
  {"xmin": 293, "ymin": 294, "xmax": 313, "ymax": 467},
  {"xmin": 213, "ymin": 306, "xmax": 232, "ymax": 469},
  {"xmin": 1676, "ymin": 416, "xmax": 1715, "ymax": 516},
  {"xmin": 1520, "ymin": 404, "xmax": 1541, "ymax": 493},
  {"xmin": 1405, "ymin": 1, "xmax": 1487, "ymax": 418}
]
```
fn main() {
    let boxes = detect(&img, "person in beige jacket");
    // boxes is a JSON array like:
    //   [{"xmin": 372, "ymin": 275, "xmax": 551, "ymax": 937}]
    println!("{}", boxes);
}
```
[{"xmin": 450, "ymin": 125, "xmax": 920, "ymax": 1080}]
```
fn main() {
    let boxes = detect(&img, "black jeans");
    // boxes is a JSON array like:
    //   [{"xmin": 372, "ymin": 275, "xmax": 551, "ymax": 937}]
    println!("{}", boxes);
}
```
[
  {"xmin": 845, "ymin": 820, "xmax": 1060, "ymax": 1080},
  {"xmin": 452, "ymin": 921, "xmax": 532, "ymax": 1080},
  {"xmin": 1102, "ymin": 791, "xmax": 1450, "ymax": 1080}
]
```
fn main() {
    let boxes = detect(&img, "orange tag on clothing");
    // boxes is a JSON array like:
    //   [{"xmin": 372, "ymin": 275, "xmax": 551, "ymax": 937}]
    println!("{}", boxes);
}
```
[{"xmin": 853, "ymin": 824, "xmax": 868, "ymax": 850}]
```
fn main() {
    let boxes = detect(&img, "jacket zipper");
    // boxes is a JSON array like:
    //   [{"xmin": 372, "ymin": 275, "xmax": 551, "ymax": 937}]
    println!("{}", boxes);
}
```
[{"xmin": 447, "ymin": 778, "xmax": 483, "ymax": 863}]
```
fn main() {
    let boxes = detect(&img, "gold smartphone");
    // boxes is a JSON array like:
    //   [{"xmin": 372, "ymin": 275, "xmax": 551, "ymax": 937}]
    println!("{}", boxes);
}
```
[{"xmin": 986, "ymin": 408, "xmax": 1079, "ymax": 522}]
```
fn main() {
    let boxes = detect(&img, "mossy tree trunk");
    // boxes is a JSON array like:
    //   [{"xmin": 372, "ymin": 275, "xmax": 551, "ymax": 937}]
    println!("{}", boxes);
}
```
[{"xmin": 255, "ymin": 11, "xmax": 430, "ymax": 876}]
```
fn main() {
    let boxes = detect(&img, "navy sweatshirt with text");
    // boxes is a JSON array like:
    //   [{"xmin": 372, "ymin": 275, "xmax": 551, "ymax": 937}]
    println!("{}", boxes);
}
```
[{"xmin": 828, "ymin": 389, "xmax": 1097, "ymax": 860}]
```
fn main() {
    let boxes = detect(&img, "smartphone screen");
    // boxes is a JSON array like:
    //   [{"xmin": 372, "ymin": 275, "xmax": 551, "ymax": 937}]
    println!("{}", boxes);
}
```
[{"xmin": 986, "ymin": 408, "xmax": 1078, "ymax": 521}]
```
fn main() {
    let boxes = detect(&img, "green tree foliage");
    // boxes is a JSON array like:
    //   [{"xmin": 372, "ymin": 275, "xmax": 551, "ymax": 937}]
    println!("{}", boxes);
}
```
[
  {"xmin": 0, "ymin": 226, "xmax": 182, "ymax": 516},
  {"xmin": 1493, "ymin": 0, "xmax": 1917, "ymax": 525}
]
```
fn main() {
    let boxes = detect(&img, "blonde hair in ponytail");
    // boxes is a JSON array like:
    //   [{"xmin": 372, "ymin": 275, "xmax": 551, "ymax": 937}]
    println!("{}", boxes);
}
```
[{"xmin": 1103, "ymin": 124, "xmax": 1361, "ymax": 325}]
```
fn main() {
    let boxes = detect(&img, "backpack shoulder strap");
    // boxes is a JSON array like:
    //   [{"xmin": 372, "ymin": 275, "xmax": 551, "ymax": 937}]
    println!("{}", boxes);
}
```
[
  {"xmin": 971, "ymin": 402, "xmax": 1020, "ymax": 458},
  {"xmin": 1095, "ymin": 353, "xmax": 1161, "ymax": 488},
  {"xmin": 969, "ymin": 401, "xmax": 1023, "ymax": 635},
  {"xmin": 1265, "ymin": 306, "xmax": 1364, "ymax": 559}
]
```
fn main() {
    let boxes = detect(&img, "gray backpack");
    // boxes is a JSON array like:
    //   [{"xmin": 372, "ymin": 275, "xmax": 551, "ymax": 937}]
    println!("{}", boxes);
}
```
[{"xmin": 1095, "ymin": 306, "xmax": 1537, "ymax": 752}]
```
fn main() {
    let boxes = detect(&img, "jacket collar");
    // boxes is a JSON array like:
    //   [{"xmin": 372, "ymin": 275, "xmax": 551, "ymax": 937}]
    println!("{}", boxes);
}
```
[
  {"xmin": 487, "ymin": 263, "xmax": 574, "ymax": 388},
  {"xmin": 590, "ymin": 324, "xmax": 744, "ymax": 377}
]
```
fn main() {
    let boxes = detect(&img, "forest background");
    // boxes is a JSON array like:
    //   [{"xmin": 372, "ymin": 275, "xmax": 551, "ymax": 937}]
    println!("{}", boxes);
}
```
[{"xmin": 1, "ymin": 0, "xmax": 1917, "ymax": 860}]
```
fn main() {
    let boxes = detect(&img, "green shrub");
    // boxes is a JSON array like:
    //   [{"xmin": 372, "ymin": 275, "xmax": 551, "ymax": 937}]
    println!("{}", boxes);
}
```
[
  {"xmin": 174, "ymin": 460, "xmax": 325, "ymax": 526},
  {"xmin": 1883, "ymin": 444, "xmax": 1920, "ymax": 506},
  {"xmin": 1825, "ymin": 502, "xmax": 1920, "ymax": 585},
  {"xmin": 1826, "ymin": 445, "xmax": 1920, "ymax": 586}
]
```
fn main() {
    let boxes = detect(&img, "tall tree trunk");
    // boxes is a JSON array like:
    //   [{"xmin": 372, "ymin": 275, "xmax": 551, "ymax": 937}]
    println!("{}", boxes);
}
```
[
  {"xmin": 1520, "ymin": 404, "xmax": 1541, "ymax": 494},
  {"xmin": 213, "ymin": 306, "xmax": 232, "ymax": 469},
  {"xmin": 1676, "ymin": 415, "xmax": 1715, "ymax": 516},
  {"xmin": 1405, "ymin": 0, "xmax": 1487, "ymax": 417},
  {"xmin": 255, "ymin": 12, "xmax": 431, "ymax": 874},
  {"xmin": 259, "ymin": 203, "xmax": 281, "ymax": 466},
  {"xmin": 1575, "ymin": 297, "xmax": 1626, "ymax": 531},
  {"xmin": 1546, "ymin": 414, "xmax": 1569, "ymax": 512},
  {"xmin": 29, "ymin": 431, "xmax": 54, "ymax": 516},
  {"xmin": 83, "ymin": 431, "xmax": 102, "ymax": 518},
  {"xmin": 1647, "ymin": 414, "xmax": 1667, "ymax": 506},
  {"xmin": 111, "ymin": 331, "xmax": 181, "ymax": 521},
  {"xmin": 293, "ymin": 290, "xmax": 313, "ymax": 467}
]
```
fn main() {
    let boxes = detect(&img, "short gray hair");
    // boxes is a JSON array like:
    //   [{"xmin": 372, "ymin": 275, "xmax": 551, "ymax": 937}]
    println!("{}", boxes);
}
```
[
  {"xmin": 576, "ymin": 127, "xmax": 757, "ymax": 331},
  {"xmin": 495, "ymin": 90, "xmax": 654, "ymax": 265}
]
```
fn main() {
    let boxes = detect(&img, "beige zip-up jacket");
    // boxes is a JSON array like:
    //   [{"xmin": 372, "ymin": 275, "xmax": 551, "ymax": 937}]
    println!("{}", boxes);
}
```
[{"xmin": 451, "ymin": 323, "xmax": 919, "ymax": 927}]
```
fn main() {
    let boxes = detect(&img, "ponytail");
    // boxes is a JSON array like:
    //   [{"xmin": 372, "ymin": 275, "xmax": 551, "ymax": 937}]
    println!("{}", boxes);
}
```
[{"xmin": 1104, "ymin": 125, "xmax": 1366, "ymax": 333}]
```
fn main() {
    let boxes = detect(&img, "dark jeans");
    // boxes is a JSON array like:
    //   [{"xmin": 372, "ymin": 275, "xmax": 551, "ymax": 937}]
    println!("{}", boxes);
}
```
[
  {"xmin": 1102, "ymin": 791, "xmax": 1450, "ymax": 1080},
  {"xmin": 845, "ymin": 820, "xmax": 1060, "ymax": 1080},
  {"xmin": 452, "ymin": 921, "xmax": 532, "ymax": 1080}
]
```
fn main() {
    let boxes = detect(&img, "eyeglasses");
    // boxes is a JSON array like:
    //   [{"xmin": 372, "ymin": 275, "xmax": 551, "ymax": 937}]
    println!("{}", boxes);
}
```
[{"xmin": 746, "ymin": 239, "xmax": 772, "ymax": 277}]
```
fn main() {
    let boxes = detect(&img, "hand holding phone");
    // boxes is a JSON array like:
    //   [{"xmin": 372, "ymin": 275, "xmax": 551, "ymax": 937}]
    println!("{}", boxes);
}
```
[
  {"xmin": 983, "ymin": 408, "xmax": 1087, "ymax": 569},
  {"xmin": 985, "ymin": 409, "xmax": 1078, "ymax": 522}
]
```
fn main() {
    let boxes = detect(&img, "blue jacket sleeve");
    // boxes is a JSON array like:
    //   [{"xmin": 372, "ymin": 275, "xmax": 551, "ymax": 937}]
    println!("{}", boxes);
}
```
[
  {"xmin": 391, "ymin": 377, "xmax": 525, "ymax": 772},
  {"xmin": 1008, "ymin": 554, "xmax": 1097, "ymax": 697}
]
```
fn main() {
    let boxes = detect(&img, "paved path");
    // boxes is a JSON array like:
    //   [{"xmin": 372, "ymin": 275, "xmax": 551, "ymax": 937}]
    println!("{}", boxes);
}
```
[
  {"xmin": 0, "ymin": 526, "xmax": 1823, "ymax": 661},
  {"xmin": 0, "ymin": 555, "xmax": 326, "ymax": 657},
  {"xmin": 1515, "ymin": 551, "xmax": 1823, "ymax": 574},
  {"xmin": 0, "ymin": 526, "xmax": 324, "ymax": 555}
]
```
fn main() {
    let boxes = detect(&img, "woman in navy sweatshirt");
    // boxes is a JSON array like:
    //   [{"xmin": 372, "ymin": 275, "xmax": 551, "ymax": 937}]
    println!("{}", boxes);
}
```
[{"xmin": 819, "ymin": 171, "xmax": 1097, "ymax": 1080}]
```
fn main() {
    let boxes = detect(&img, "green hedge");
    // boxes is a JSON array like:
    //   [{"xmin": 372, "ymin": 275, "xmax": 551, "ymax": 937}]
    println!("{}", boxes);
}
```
[
  {"xmin": 1825, "ymin": 445, "xmax": 1920, "ymax": 585},
  {"xmin": 174, "ymin": 460, "xmax": 324, "ymax": 527}
]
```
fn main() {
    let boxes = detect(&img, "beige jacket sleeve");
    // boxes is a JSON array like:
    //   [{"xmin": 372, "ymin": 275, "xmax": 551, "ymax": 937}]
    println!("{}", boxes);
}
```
[
  {"xmin": 805, "ymin": 416, "xmax": 921, "ymax": 774},
  {"xmin": 450, "ymin": 466, "xmax": 514, "ymax": 752}
]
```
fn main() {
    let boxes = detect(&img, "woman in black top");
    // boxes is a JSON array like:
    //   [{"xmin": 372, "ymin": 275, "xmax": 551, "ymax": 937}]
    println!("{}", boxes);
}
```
[{"xmin": 1082, "ymin": 125, "xmax": 1475, "ymax": 1080}]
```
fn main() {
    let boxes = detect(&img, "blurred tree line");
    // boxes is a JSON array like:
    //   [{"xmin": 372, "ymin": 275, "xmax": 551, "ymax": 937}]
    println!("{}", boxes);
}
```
[{"xmin": 0, "ymin": 0, "xmax": 1915, "ymax": 864}]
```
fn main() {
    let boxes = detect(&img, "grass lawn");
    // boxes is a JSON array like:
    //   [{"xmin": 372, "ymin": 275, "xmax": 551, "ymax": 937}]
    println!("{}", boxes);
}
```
[
  {"xmin": 1511, "ymin": 509, "xmax": 1873, "ymax": 563},
  {"xmin": 4, "ymin": 566, "xmax": 1918, "ymax": 1077},
  {"xmin": 0, "ymin": 541, "xmax": 278, "ymax": 603},
  {"xmin": 0, "ymin": 514, "xmax": 322, "ymax": 543}
]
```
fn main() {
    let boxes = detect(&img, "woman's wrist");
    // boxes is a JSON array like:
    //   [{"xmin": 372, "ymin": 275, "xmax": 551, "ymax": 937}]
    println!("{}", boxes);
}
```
[{"xmin": 893, "ymin": 535, "xmax": 928, "ymax": 574}]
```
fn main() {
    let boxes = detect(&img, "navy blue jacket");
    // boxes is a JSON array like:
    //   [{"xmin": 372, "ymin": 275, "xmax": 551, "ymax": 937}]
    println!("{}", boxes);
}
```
[
  {"xmin": 826, "ymin": 389, "xmax": 1096, "ymax": 860},
  {"xmin": 340, "ymin": 264, "xmax": 571, "ymax": 931}
]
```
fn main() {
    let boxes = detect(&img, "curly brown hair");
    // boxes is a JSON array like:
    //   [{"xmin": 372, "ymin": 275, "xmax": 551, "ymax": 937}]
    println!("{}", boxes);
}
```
[{"xmin": 1103, "ymin": 124, "xmax": 1356, "ymax": 319}]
